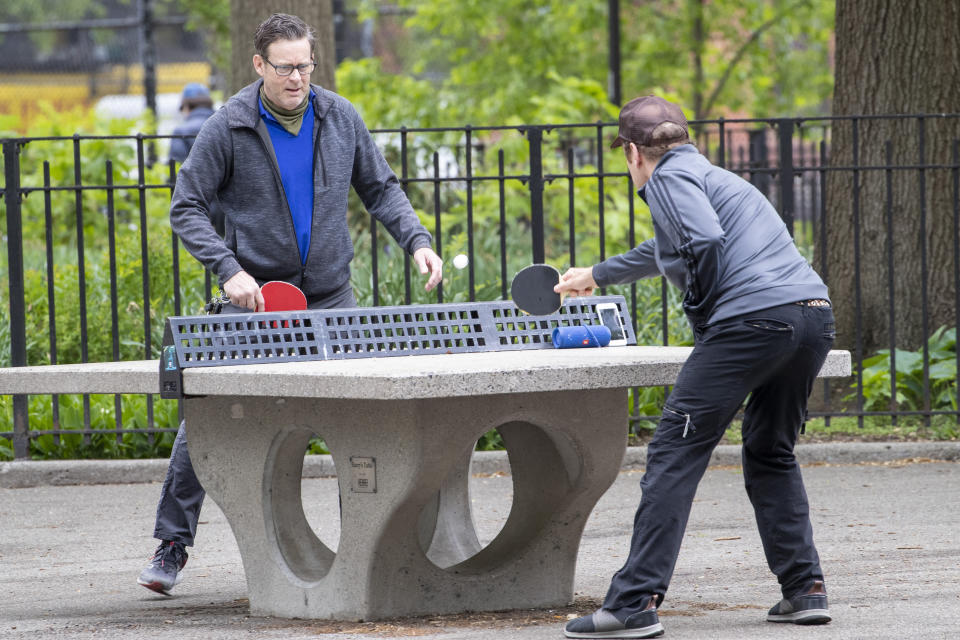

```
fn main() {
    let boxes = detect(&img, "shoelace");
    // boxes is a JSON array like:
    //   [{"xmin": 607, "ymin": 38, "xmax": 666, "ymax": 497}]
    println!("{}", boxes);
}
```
[{"xmin": 153, "ymin": 541, "xmax": 184, "ymax": 568}]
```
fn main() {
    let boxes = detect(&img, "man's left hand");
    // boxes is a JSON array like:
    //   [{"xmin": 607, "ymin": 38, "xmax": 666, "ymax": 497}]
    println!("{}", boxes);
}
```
[{"xmin": 414, "ymin": 247, "xmax": 444, "ymax": 291}]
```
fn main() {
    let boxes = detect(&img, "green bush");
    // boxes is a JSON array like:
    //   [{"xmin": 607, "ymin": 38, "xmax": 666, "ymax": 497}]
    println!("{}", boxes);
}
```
[
  {"xmin": 0, "ymin": 393, "xmax": 179, "ymax": 460},
  {"xmin": 850, "ymin": 326, "xmax": 958, "ymax": 419}
]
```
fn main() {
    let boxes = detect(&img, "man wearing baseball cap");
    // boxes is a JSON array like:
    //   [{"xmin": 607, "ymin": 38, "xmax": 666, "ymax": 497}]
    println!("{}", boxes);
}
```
[
  {"xmin": 170, "ymin": 83, "xmax": 215, "ymax": 163},
  {"xmin": 558, "ymin": 96, "xmax": 834, "ymax": 638}
]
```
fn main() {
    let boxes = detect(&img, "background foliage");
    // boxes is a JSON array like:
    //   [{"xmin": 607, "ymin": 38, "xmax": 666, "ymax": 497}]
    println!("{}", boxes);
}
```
[
  {"xmin": 350, "ymin": 0, "xmax": 834, "ymax": 125},
  {"xmin": 3, "ymin": 1, "xmax": 956, "ymax": 459},
  {"xmin": 852, "ymin": 327, "xmax": 958, "ymax": 419}
]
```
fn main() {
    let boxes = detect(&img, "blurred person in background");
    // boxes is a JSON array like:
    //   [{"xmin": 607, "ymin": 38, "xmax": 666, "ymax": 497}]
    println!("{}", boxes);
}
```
[{"xmin": 169, "ymin": 82, "xmax": 215, "ymax": 163}]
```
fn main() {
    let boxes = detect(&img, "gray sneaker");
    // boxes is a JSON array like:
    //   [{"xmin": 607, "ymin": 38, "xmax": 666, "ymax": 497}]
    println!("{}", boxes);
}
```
[
  {"xmin": 564, "ymin": 600, "xmax": 664, "ymax": 638},
  {"xmin": 137, "ymin": 541, "xmax": 188, "ymax": 595},
  {"xmin": 767, "ymin": 580, "xmax": 831, "ymax": 625}
]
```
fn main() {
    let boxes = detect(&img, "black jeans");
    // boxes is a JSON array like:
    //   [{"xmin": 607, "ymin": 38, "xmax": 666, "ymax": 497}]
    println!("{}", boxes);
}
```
[
  {"xmin": 603, "ymin": 302, "xmax": 836, "ymax": 613},
  {"xmin": 153, "ymin": 281, "xmax": 357, "ymax": 546}
]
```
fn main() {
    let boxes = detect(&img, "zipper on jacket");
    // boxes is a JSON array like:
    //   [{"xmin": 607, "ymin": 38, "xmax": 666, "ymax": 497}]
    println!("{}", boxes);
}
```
[
  {"xmin": 314, "ymin": 120, "xmax": 327, "ymax": 188},
  {"xmin": 297, "ymin": 115, "xmax": 324, "ymax": 268},
  {"xmin": 664, "ymin": 406, "xmax": 695, "ymax": 438}
]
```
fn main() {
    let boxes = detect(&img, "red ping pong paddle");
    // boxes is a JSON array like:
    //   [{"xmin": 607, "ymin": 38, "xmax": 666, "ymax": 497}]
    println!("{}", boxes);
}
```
[
  {"xmin": 259, "ymin": 281, "xmax": 307, "ymax": 329},
  {"xmin": 510, "ymin": 264, "xmax": 566, "ymax": 315},
  {"xmin": 261, "ymin": 280, "xmax": 307, "ymax": 312}
]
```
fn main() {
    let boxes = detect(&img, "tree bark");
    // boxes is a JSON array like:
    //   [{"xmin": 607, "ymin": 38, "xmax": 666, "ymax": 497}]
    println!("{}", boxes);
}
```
[
  {"xmin": 228, "ymin": 0, "xmax": 335, "ymax": 95},
  {"xmin": 689, "ymin": 0, "xmax": 705, "ymax": 121},
  {"xmin": 825, "ymin": 0, "xmax": 960, "ymax": 354}
]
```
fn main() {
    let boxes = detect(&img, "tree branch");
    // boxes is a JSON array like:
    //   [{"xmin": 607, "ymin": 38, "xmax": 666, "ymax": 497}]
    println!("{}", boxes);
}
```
[
  {"xmin": 634, "ymin": 0, "xmax": 673, "ymax": 24},
  {"xmin": 701, "ymin": 0, "xmax": 810, "ymax": 118}
]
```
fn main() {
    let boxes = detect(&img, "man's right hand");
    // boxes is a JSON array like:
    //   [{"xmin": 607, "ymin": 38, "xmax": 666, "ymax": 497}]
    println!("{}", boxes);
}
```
[
  {"xmin": 555, "ymin": 266, "xmax": 598, "ymax": 298},
  {"xmin": 223, "ymin": 271, "xmax": 264, "ymax": 311}
]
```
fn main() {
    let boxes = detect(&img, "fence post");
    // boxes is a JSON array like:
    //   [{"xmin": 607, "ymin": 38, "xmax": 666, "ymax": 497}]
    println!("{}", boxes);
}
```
[
  {"xmin": 527, "ymin": 126, "xmax": 545, "ymax": 264},
  {"xmin": 3, "ymin": 139, "xmax": 29, "ymax": 459},
  {"xmin": 747, "ymin": 128, "xmax": 771, "ymax": 196},
  {"xmin": 607, "ymin": 0, "xmax": 621, "ymax": 106},
  {"xmin": 138, "ymin": 0, "xmax": 158, "ymax": 164},
  {"xmin": 778, "ymin": 118, "xmax": 796, "ymax": 237}
]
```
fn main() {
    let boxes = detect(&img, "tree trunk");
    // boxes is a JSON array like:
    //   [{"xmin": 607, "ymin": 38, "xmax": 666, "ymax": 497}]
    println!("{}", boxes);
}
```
[
  {"xmin": 824, "ymin": 0, "xmax": 960, "ymax": 355},
  {"xmin": 229, "ymin": 0, "xmax": 336, "ymax": 95},
  {"xmin": 689, "ymin": 0, "xmax": 705, "ymax": 121}
]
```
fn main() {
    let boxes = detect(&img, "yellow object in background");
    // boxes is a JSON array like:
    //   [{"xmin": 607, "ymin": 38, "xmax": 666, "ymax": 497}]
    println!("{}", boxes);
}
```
[{"xmin": 0, "ymin": 62, "xmax": 211, "ymax": 131}]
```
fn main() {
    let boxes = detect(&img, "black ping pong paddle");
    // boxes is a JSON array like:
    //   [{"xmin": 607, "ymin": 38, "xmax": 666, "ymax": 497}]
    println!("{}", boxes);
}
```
[{"xmin": 510, "ymin": 264, "xmax": 566, "ymax": 315}]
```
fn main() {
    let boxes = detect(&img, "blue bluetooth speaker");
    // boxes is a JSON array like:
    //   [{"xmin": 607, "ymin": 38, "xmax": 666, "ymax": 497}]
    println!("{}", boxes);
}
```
[{"xmin": 552, "ymin": 324, "xmax": 612, "ymax": 348}]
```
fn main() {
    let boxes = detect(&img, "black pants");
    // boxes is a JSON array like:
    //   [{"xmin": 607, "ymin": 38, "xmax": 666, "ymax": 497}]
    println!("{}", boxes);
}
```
[
  {"xmin": 603, "ymin": 302, "xmax": 836, "ymax": 614},
  {"xmin": 152, "ymin": 281, "xmax": 356, "ymax": 546}
]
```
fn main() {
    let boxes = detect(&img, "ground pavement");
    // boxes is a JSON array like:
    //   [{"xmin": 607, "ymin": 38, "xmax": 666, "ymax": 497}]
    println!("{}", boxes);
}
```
[{"xmin": 1, "ymin": 444, "xmax": 958, "ymax": 639}]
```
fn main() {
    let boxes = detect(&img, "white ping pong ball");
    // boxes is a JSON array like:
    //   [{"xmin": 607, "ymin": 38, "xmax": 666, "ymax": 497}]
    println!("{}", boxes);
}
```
[{"xmin": 453, "ymin": 254, "xmax": 469, "ymax": 270}]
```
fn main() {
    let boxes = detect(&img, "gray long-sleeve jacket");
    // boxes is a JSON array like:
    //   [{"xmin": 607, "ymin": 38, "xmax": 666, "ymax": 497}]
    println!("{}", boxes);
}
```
[
  {"xmin": 169, "ymin": 80, "xmax": 432, "ymax": 301},
  {"xmin": 592, "ymin": 144, "xmax": 828, "ymax": 326}
]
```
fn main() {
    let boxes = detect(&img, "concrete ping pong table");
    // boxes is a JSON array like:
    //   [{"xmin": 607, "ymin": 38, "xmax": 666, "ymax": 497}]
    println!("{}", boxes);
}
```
[{"xmin": 0, "ymin": 297, "xmax": 851, "ymax": 621}]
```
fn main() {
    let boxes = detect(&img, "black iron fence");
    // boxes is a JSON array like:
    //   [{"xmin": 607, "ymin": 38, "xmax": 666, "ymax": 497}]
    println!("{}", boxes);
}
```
[{"xmin": 2, "ymin": 114, "xmax": 959, "ymax": 459}]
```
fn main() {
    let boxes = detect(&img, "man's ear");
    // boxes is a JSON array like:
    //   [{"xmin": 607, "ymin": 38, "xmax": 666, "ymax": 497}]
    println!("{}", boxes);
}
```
[
  {"xmin": 627, "ymin": 142, "xmax": 644, "ymax": 169},
  {"xmin": 252, "ymin": 54, "xmax": 265, "ymax": 78}
]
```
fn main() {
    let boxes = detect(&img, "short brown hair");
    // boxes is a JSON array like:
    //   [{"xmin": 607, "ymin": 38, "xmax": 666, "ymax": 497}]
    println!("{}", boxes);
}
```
[
  {"xmin": 638, "ymin": 122, "xmax": 690, "ymax": 161},
  {"xmin": 254, "ymin": 13, "xmax": 315, "ymax": 59}
]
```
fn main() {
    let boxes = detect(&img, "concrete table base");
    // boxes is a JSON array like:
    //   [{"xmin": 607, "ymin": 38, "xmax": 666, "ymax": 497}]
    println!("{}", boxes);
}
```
[
  {"xmin": 184, "ymin": 388, "xmax": 627, "ymax": 621},
  {"xmin": 0, "ymin": 348, "xmax": 851, "ymax": 620}
]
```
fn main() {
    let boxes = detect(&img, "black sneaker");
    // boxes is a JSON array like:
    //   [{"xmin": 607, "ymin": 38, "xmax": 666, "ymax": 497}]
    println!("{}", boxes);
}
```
[
  {"xmin": 137, "ymin": 541, "xmax": 188, "ymax": 595},
  {"xmin": 564, "ymin": 599, "xmax": 664, "ymax": 638},
  {"xmin": 767, "ymin": 580, "xmax": 831, "ymax": 625}
]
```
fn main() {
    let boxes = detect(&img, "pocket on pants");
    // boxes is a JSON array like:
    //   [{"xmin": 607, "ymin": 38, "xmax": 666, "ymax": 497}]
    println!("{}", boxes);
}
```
[
  {"xmin": 744, "ymin": 317, "xmax": 793, "ymax": 332},
  {"xmin": 823, "ymin": 321, "xmax": 837, "ymax": 340},
  {"xmin": 663, "ymin": 405, "xmax": 696, "ymax": 438}
]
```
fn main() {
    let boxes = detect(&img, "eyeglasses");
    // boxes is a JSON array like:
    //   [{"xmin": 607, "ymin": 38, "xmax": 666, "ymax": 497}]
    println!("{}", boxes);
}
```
[{"xmin": 263, "ymin": 58, "xmax": 316, "ymax": 77}]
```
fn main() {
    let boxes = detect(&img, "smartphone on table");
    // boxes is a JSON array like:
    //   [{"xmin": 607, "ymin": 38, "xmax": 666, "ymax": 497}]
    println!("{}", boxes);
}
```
[{"xmin": 595, "ymin": 302, "xmax": 627, "ymax": 346}]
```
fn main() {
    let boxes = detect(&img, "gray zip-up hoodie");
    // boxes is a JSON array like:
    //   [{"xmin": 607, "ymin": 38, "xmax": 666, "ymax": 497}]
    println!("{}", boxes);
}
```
[
  {"xmin": 592, "ymin": 144, "xmax": 828, "ymax": 326},
  {"xmin": 169, "ymin": 80, "xmax": 432, "ymax": 301}
]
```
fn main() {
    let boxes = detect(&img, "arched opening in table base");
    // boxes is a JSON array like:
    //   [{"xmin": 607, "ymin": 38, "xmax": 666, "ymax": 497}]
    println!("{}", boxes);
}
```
[
  {"xmin": 419, "ymin": 420, "xmax": 581, "ymax": 573},
  {"xmin": 263, "ymin": 427, "xmax": 341, "ymax": 583}
]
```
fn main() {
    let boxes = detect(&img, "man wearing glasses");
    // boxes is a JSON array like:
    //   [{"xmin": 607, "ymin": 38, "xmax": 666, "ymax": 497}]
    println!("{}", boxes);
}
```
[{"xmin": 138, "ymin": 13, "xmax": 443, "ymax": 595}]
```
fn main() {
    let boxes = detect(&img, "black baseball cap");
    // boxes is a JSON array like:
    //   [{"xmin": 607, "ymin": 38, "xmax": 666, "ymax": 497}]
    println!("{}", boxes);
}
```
[{"xmin": 611, "ymin": 95, "xmax": 689, "ymax": 149}]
